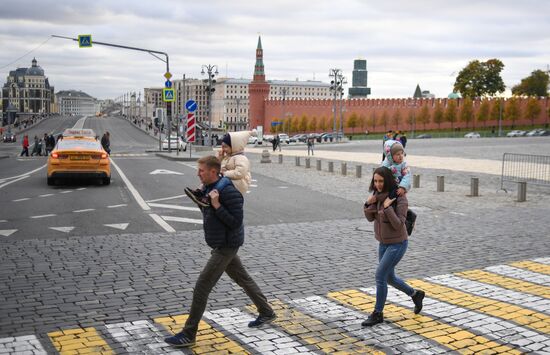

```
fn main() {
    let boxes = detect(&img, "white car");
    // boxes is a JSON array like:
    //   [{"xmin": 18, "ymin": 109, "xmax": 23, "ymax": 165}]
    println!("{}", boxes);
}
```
[
  {"xmin": 277, "ymin": 133, "xmax": 290, "ymax": 144},
  {"xmin": 464, "ymin": 132, "xmax": 480, "ymax": 138},
  {"xmin": 506, "ymin": 130, "xmax": 526, "ymax": 137},
  {"xmin": 162, "ymin": 135, "xmax": 187, "ymax": 151},
  {"xmin": 247, "ymin": 136, "xmax": 258, "ymax": 144}
]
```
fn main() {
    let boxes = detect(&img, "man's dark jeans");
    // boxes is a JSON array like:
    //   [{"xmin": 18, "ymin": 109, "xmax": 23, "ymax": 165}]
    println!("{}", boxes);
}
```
[{"xmin": 181, "ymin": 247, "xmax": 273, "ymax": 339}]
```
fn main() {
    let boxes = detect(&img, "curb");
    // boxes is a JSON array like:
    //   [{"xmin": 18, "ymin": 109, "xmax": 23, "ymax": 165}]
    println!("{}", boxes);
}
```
[
  {"xmin": 154, "ymin": 152, "xmax": 203, "ymax": 162},
  {"xmin": 0, "ymin": 155, "xmax": 9, "ymax": 160}
]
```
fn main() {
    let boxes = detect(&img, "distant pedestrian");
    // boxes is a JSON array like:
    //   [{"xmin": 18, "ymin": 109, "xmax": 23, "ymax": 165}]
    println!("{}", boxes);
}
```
[
  {"xmin": 101, "ymin": 132, "xmax": 111, "ymax": 155},
  {"xmin": 31, "ymin": 135, "xmax": 41, "ymax": 156},
  {"xmin": 362, "ymin": 166, "xmax": 425, "ymax": 327},
  {"xmin": 307, "ymin": 136, "xmax": 314, "ymax": 156},
  {"xmin": 272, "ymin": 136, "xmax": 277, "ymax": 151},
  {"xmin": 20, "ymin": 135, "xmax": 29, "ymax": 156},
  {"xmin": 399, "ymin": 133, "xmax": 407, "ymax": 149},
  {"xmin": 165, "ymin": 155, "xmax": 276, "ymax": 348}
]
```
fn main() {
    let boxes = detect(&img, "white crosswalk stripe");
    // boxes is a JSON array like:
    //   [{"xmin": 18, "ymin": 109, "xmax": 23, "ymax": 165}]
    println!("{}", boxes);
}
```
[
  {"xmin": 485, "ymin": 265, "xmax": 550, "ymax": 286},
  {"xmin": 360, "ymin": 286, "xmax": 550, "ymax": 353},
  {"xmin": 426, "ymin": 274, "xmax": 550, "ymax": 314},
  {"xmin": 289, "ymin": 295, "xmax": 447, "ymax": 354},
  {"xmin": 0, "ymin": 335, "xmax": 47, "ymax": 354},
  {"xmin": 205, "ymin": 308, "xmax": 315, "ymax": 354},
  {"xmin": 104, "ymin": 320, "xmax": 180, "ymax": 354}
]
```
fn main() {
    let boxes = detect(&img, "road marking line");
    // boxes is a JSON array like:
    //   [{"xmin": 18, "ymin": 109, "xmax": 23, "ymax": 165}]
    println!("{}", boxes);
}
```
[
  {"xmin": 60, "ymin": 190, "xmax": 73, "ymax": 194},
  {"xmin": 149, "ymin": 202, "xmax": 200, "ymax": 212},
  {"xmin": 277, "ymin": 186, "xmax": 288, "ymax": 189},
  {"xmin": 1, "ymin": 164, "xmax": 47, "ymax": 181},
  {"xmin": 177, "ymin": 162, "xmax": 197, "ymax": 169},
  {"xmin": 408, "ymin": 279, "xmax": 550, "ymax": 334},
  {"xmin": 39, "ymin": 193, "xmax": 54, "ymax": 197},
  {"xmin": 146, "ymin": 194, "xmax": 187, "ymax": 203},
  {"xmin": 510, "ymin": 260, "xmax": 550, "ymax": 276},
  {"xmin": 110, "ymin": 159, "xmax": 150, "ymax": 211},
  {"xmin": 148, "ymin": 213, "xmax": 175, "ymax": 233},
  {"xmin": 455, "ymin": 269, "xmax": 550, "ymax": 300},
  {"xmin": 30, "ymin": 214, "xmax": 56, "ymax": 219},
  {"xmin": 107, "ymin": 204, "xmax": 127, "ymax": 208},
  {"xmin": 0, "ymin": 335, "xmax": 47, "ymax": 354},
  {"xmin": 161, "ymin": 215, "xmax": 203, "ymax": 225},
  {"xmin": 104, "ymin": 320, "xmax": 172, "ymax": 354},
  {"xmin": 328, "ymin": 289, "xmax": 519, "ymax": 354},
  {"xmin": 49, "ymin": 226, "xmax": 74, "ymax": 233},
  {"xmin": 205, "ymin": 307, "xmax": 315, "ymax": 354},
  {"xmin": 0, "ymin": 220, "xmax": 6, "ymax": 223},
  {"xmin": 48, "ymin": 327, "xmax": 113, "ymax": 354},
  {"xmin": 0, "ymin": 230, "xmax": 17, "ymax": 237},
  {"xmin": 76, "ymin": 187, "xmax": 86, "ymax": 191},
  {"xmin": 73, "ymin": 208, "xmax": 95, "ymax": 213},
  {"xmin": 13, "ymin": 197, "xmax": 30, "ymax": 202},
  {"xmin": 361, "ymin": 285, "xmax": 548, "ymax": 353},
  {"xmin": 250, "ymin": 184, "xmax": 258, "ymax": 187},
  {"xmin": 154, "ymin": 313, "xmax": 249, "ymax": 354},
  {"xmin": 247, "ymin": 299, "xmax": 385, "ymax": 354},
  {"xmin": 289, "ymin": 295, "xmax": 447, "ymax": 354},
  {"xmin": 485, "ymin": 265, "xmax": 550, "ymax": 286},
  {"xmin": 0, "ymin": 175, "xmax": 29, "ymax": 189},
  {"xmin": 104, "ymin": 223, "xmax": 129, "ymax": 230}
]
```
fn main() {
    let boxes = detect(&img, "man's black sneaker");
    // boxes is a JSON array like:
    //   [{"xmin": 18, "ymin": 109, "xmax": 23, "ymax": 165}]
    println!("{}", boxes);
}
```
[
  {"xmin": 164, "ymin": 332, "xmax": 196, "ymax": 348},
  {"xmin": 412, "ymin": 289, "xmax": 425, "ymax": 314},
  {"xmin": 361, "ymin": 311, "xmax": 384, "ymax": 327},
  {"xmin": 185, "ymin": 187, "xmax": 210, "ymax": 208},
  {"xmin": 248, "ymin": 313, "xmax": 277, "ymax": 328}
]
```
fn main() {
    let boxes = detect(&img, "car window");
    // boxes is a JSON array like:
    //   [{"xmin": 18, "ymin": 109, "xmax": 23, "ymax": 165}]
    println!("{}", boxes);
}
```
[{"xmin": 57, "ymin": 139, "xmax": 102, "ymax": 150}]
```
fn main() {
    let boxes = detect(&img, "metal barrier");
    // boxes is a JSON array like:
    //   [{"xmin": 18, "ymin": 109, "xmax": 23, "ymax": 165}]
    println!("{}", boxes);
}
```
[{"xmin": 500, "ymin": 153, "xmax": 550, "ymax": 191}]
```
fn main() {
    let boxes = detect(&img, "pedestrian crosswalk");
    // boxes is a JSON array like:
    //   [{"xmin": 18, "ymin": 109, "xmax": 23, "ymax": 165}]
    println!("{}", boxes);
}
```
[{"xmin": 1, "ymin": 257, "xmax": 549, "ymax": 354}]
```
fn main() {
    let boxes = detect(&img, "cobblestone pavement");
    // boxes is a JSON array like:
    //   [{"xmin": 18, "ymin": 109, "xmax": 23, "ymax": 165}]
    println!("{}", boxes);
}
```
[{"xmin": 1, "ymin": 152, "xmax": 549, "ymax": 354}]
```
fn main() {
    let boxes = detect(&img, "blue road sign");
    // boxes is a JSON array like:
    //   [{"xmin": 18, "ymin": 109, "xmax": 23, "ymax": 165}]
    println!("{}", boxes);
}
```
[
  {"xmin": 78, "ymin": 35, "xmax": 92, "ymax": 48},
  {"xmin": 185, "ymin": 100, "xmax": 197, "ymax": 112},
  {"xmin": 163, "ymin": 88, "xmax": 175, "ymax": 102},
  {"xmin": 271, "ymin": 121, "xmax": 283, "ymax": 126},
  {"xmin": 165, "ymin": 80, "xmax": 172, "ymax": 88}
]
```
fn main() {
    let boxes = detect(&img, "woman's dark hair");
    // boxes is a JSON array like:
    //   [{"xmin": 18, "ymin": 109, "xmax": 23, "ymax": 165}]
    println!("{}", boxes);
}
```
[{"xmin": 369, "ymin": 166, "xmax": 398, "ymax": 193}]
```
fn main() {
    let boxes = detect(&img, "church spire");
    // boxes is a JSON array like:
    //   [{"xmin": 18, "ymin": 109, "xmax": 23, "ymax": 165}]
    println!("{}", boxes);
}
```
[{"xmin": 253, "ymin": 36, "xmax": 265, "ymax": 81}]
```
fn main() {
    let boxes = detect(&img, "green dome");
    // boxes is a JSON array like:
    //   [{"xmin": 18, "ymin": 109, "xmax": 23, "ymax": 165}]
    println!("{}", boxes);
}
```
[{"xmin": 448, "ymin": 92, "xmax": 461, "ymax": 99}]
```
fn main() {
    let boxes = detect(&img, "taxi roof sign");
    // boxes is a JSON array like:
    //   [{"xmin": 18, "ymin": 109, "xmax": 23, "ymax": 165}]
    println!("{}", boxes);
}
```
[{"xmin": 63, "ymin": 128, "xmax": 96, "ymax": 138}]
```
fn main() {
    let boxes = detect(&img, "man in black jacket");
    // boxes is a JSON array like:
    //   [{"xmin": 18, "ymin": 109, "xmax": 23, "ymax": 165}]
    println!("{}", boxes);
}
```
[{"xmin": 165, "ymin": 155, "xmax": 276, "ymax": 348}]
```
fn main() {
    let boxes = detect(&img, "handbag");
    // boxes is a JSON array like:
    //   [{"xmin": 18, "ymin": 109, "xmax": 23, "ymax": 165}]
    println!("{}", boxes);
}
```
[{"xmin": 405, "ymin": 209, "xmax": 417, "ymax": 236}]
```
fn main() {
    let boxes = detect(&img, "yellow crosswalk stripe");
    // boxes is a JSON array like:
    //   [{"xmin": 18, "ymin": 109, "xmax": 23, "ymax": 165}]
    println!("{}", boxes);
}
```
[
  {"xmin": 409, "ymin": 279, "xmax": 550, "ymax": 334},
  {"xmin": 48, "ymin": 327, "xmax": 113, "ymax": 354},
  {"xmin": 456, "ymin": 269, "xmax": 550, "ymax": 299},
  {"xmin": 154, "ymin": 314, "xmax": 249, "ymax": 354},
  {"xmin": 510, "ymin": 260, "xmax": 550, "ymax": 275},
  {"xmin": 248, "ymin": 300, "xmax": 386, "ymax": 354},
  {"xmin": 328, "ymin": 289, "xmax": 522, "ymax": 354}
]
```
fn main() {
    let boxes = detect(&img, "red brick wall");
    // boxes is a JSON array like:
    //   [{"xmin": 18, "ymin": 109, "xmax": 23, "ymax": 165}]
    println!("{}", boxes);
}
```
[{"xmin": 263, "ymin": 97, "xmax": 550, "ymax": 134}]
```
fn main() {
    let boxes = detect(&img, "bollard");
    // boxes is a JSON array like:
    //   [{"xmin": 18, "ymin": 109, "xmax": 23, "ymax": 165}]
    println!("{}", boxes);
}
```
[
  {"xmin": 260, "ymin": 149, "xmax": 271, "ymax": 163},
  {"xmin": 295, "ymin": 156, "xmax": 300, "ymax": 166},
  {"xmin": 305, "ymin": 158, "xmax": 311, "ymax": 168},
  {"xmin": 278, "ymin": 154, "xmax": 283, "ymax": 164},
  {"xmin": 413, "ymin": 174, "xmax": 420, "ymax": 188},
  {"xmin": 316, "ymin": 159, "xmax": 322, "ymax": 171},
  {"xmin": 517, "ymin": 181, "xmax": 527, "ymax": 202},
  {"xmin": 437, "ymin": 176, "xmax": 445, "ymax": 192},
  {"xmin": 470, "ymin": 177, "xmax": 479, "ymax": 197},
  {"xmin": 328, "ymin": 161, "xmax": 334, "ymax": 173},
  {"xmin": 341, "ymin": 162, "xmax": 347, "ymax": 176},
  {"xmin": 356, "ymin": 165, "xmax": 362, "ymax": 178}
]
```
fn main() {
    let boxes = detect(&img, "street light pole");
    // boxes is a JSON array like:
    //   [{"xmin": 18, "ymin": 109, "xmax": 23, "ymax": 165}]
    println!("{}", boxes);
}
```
[{"xmin": 201, "ymin": 64, "xmax": 218, "ymax": 146}]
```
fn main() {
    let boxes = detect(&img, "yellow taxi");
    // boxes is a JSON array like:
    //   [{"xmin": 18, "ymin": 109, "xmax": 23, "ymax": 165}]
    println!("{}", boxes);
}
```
[{"xmin": 47, "ymin": 129, "xmax": 111, "ymax": 186}]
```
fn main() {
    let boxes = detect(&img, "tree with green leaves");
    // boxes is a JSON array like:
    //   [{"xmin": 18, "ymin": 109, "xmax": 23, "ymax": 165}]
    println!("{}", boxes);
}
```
[
  {"xmin": 504, "ymin": 97, "xmax": 521, "ymax": 128},
  {"xmin": 477, "ymin": 99, "xmax": 490, "ymax": 128},
  {"xmin": 433, "ymin": 101, "xmax": 444, "ymax": 129},
  {"xmin": 460, "ymin": 98, "xmax": 474, "ymax": 129},
  {"xmin": 453, "ymin": 59, "xmax": 505, "ymax": 98},
  {"xmin": 525, "ymin": 97, "xmax": 541, "ymax": 127},
  {"xmin": 347, "ymin": 112, "xmax": 359, "ymax": 134},
  {"xmin": 308, "ymin": 116, "xmax": 318, "ymax": 132},
  {"xmin": 378, "ymin": 111, "xmax": 388, "ymax": 131},
  {"xmin": 445, "ymin": 99, "xmax": 458, "ymax": 130},
  {"xmin": 299, "ymin": 114, "xmax": 308, "ymax": 133},
  {"xmin": 512, "ymin": 69, "xmax": 549, "ymax": 97},
  {"xmin": 417, "ymin": 104, "xmax": 431, "ymax": 130}
]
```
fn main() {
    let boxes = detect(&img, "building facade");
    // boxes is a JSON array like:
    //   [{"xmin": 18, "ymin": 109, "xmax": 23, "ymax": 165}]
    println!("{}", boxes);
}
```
[
  {"xmin": 348, "ymin": 59, "xmax": 371, "ymax": 98},
  {"xmin": 1, "ymin": 58, "xmax": 54, "ymax": 121},
  {"xmin": 56, "ymin": 90, "xmax": 96, "ymax": 116}
]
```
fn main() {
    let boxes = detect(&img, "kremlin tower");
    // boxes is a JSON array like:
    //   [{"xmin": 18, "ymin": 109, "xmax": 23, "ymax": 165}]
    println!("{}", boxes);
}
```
[{"xmin": 248, "ymin": 36, "xmax": 270, "ymax": 130}]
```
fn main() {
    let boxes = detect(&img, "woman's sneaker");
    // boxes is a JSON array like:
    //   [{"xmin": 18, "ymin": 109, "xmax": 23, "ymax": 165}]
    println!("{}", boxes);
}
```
[
  {"xmin": 248, "ymin": 313, "xmax": 277, "ymax": 328},
  {"xmin": 164, "ymin": 332, "xmax": 195, "ymax": 348},
  {"xmin": 185, "ymin": 187, "xmax": 210, "ymax": 208}
]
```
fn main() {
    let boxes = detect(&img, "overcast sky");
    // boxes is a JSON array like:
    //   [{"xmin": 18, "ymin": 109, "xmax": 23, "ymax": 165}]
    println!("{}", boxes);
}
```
[{"xmin": 1, "ymin": 0, "xmax": 549, "ymax": 100}]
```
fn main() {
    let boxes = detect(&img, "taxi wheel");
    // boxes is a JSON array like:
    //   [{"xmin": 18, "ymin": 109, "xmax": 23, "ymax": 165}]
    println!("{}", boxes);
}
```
[
  {"xmin": 47, "ymin": 177, "xmax": 55, "ymax": 186},
  {"xmin": 103, "ymin": 177, "xmax": 111, "ymax": 185}
]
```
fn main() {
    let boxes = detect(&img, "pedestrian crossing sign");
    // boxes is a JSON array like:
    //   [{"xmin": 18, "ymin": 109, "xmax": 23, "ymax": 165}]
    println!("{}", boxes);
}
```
[
  {"xmin": 162, "ymin": 88, "xmax": 175, "ymax": 102},
  {"xmin": 78, "ymin": 35, "xmax": 92, "ymax": 48}
]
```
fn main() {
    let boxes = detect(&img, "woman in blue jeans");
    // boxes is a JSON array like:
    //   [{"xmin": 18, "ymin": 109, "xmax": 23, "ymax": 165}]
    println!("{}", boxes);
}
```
[{"xmin": 362, "ymin": 166, "xmax": 425, "ymax": 326}]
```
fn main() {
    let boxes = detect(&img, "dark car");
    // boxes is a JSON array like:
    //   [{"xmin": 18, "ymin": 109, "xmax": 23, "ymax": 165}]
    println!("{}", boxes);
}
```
[
  {"xmin": 416, "ymin": 134, "xmax": 432, "ymax": 139},
  {"xmin": 537, "ymin": 130, "xmax": 550, "ymax": 136},
  {"xmin": 2, "ymin": 132, "xmax": 16, "ymax": 143}
]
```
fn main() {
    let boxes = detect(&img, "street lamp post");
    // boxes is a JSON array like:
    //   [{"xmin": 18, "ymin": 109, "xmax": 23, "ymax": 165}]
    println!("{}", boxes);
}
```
[
  {"xmin": 329, "ymin": 69, "xmax": 345, "ymax": 141},
  {"xmin": 201, "ymin": 64, "xmax": 218, "ymax": 146}
]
